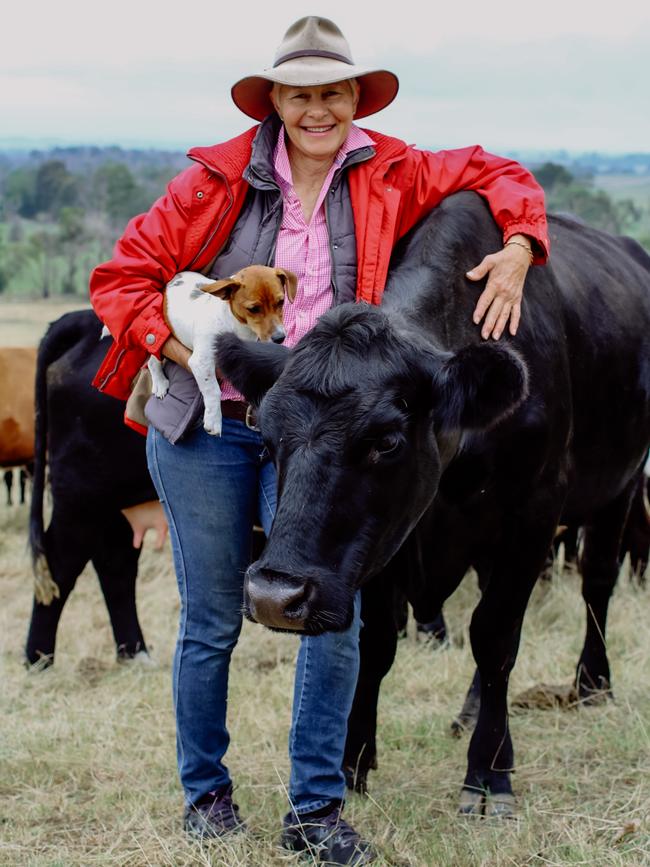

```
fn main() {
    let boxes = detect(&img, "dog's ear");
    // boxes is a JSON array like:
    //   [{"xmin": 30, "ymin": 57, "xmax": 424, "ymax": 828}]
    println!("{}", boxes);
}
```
[
  {"xmin": 200, "ymin": 278, "xmax": 242, "ymax": 300},
  {"xmin": 275, "ymin": 268, "xmax": 298, "ymax": 303}
]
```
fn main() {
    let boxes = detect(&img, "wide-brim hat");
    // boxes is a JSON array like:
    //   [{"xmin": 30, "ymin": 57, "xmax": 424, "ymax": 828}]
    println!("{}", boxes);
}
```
[{"xmin": 231, "ymin": 16, "xmax": 399, "ymax": 121}]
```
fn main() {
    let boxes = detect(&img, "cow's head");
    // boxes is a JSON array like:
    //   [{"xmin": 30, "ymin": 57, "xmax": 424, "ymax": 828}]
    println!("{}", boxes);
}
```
[{"xmin": 218, "ymin": 304, "xmax": 528, "ymax": 634}]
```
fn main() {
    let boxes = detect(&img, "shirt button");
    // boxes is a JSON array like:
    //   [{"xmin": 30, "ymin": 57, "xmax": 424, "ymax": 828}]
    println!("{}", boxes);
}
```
[{"xmin": 145, "ymin": 333, "xmax": 156, "ymax": 345}]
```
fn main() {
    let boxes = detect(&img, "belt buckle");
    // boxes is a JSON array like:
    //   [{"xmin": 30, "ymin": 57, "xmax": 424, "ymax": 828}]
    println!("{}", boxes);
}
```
[{"xmin": 245, "ymin": 404, "xmax": 259, "ymax": 431}]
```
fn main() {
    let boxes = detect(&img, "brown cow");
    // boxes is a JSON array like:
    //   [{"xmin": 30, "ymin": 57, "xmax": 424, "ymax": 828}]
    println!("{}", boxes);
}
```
[{"xmin": 0, "ymin": 347, "xmax": 36, "ymax": 467}]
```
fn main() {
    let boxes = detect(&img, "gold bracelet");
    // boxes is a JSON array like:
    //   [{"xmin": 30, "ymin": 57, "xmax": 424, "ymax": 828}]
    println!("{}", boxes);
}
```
[{"xmin": 504, "ymin": 240, "xmax": 534, "ymax": 264}]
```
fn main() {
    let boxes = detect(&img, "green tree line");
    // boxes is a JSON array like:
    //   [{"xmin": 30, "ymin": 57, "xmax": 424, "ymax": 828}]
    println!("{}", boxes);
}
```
[
  {"xmin": 0, "ymin": 153, "xmax": 184, "ymax": 297},
  {"xmin": 0, "ymin": 153, "xmax": 647, "ymax": 299}
]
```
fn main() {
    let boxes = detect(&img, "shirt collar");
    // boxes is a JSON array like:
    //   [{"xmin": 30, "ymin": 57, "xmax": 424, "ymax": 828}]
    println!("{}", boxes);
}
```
[{"xmin": 273, "ymin": 124, "xmax": 375, "ymax": 189}]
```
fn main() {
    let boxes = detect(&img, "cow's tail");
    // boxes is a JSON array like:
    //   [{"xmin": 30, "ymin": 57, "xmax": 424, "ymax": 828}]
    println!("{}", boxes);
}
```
[{"xmin": 29, "ymin": 312, "xmax": 91, "ymax": 604}]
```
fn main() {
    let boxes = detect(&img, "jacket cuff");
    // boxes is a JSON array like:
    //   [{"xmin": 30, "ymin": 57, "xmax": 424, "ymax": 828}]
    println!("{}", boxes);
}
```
[
  {"xmin": 503, "ymin": 221, "xmax": 549, "ymax": 265},
  {"xmin": 129, "ymin": 304, "xmax": 171, "ymax": 359}
]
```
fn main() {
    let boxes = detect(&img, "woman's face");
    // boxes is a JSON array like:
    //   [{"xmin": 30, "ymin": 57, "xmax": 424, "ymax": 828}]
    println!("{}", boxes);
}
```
[{"xmin": 271, "ymin": 81, "xmax": 360, "ymax": 164}]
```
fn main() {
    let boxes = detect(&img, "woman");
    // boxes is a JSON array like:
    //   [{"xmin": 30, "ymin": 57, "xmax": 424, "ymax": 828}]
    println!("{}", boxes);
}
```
[{"xmin": 90, "ymin": 16, "xmax": 548, "ymax": 865}]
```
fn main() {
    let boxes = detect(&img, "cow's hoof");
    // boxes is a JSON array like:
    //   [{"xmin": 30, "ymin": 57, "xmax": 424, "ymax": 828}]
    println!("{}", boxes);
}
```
[
  {"xmin": 578, "ymin": 685, "xmax": 613, "ymax": 706},
  {"xmin": 117, "ymin": 649, "xmax": 156, "ymax": 668},
  {"xmin": 458, "ymin": 788, "xmax": 484, "ymax": 815},
  {"xmin": 484, "ymin": 792, "xmax": 517, "ymax": 818},
  {"xmin": 450, "ymin": 717, "xmax": 468, "ymax": 738},
  {"xmin": 25, "ymin": 653, "xmax": 54, "ymax": 673},
  {"xmin": 450, "ymin": 710, "xmax": 478, "ymax": 737},
  {"xmin": 344, "ymin": 766, "xmax": 369, "ymax": 795}
]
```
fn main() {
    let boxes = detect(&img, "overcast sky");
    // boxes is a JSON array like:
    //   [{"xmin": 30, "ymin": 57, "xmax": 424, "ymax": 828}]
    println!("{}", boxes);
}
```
[{"xmin": 2, "ymin": 0, "xmax": 649, "ymax": 154}]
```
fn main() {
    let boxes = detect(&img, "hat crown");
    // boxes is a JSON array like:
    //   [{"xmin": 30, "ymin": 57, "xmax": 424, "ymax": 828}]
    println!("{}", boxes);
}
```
[{"xmin": 273, "ymin": 16, "xmax": 354, "ymax": 68}]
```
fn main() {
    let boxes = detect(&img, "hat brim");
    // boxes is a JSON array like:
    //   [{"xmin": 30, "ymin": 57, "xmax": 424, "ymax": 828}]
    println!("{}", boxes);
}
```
[{"xmin": 231, "ymin": 60, "xmax": 399, "ymax": 121}]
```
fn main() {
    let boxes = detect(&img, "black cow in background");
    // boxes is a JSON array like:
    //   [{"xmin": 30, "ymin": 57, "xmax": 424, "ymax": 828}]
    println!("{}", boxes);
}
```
[
  {"xmin": 27, "ymin": 311, "xmax": 159, "ymax": 667},
  {"xmin": 4, "ymin": 467, "xmax": 31, "ymax": 506},
  {"xmin": 218, "ymin": 192, "xmax": 650, "ymax": 817}
]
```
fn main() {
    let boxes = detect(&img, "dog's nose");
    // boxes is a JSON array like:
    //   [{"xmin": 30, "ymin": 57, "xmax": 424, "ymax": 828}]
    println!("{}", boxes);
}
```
[{"xmin": 271, "ymin": 328, "xmax": 286, "ymax": 344}]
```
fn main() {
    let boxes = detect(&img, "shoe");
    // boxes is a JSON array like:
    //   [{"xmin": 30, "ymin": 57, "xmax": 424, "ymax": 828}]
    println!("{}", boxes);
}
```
[
  {"xmin": 280, "ymin": 803, "xmax": 376, "ymax": 865},
  {"xmin": 183, "ymin": 784, "xmax": 245, "ymax": 839}
]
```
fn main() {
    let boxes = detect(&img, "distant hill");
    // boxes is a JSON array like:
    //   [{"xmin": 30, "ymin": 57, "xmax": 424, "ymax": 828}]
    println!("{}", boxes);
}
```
[
  {"xmin": 508, "ymin": 151, "xmax": 650, "ymax": 178},
  {"xmin": 0, "ymin": 144, "xmax": 190, "ymax": 178}
]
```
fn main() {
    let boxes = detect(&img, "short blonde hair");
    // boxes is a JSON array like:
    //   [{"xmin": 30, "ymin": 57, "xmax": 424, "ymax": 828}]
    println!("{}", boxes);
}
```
[{"xmin": 271, "ymin": 78, "xmax": 360, "ymax": 107}]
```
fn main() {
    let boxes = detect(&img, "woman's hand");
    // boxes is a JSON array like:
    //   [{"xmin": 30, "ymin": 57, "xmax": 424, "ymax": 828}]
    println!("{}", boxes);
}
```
[{"xmin": 466, "ymin": 235, "xmax": 532, "ymax": 340}]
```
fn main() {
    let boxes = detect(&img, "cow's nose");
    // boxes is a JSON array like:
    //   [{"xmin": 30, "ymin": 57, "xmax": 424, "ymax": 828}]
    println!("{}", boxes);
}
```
[
  {"xmin": 271, "ymin": 328, "xmax": 286, "ymax": 344},
  {"xmin": 246, "ymin": 572, "xmax": 310, "ymax": 630}
]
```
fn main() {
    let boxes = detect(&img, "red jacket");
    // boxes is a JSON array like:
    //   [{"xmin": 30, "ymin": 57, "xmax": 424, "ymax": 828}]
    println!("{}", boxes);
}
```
[{"xmin": 90, "ymin": 125, "xmax": 549, "ymax": 400}]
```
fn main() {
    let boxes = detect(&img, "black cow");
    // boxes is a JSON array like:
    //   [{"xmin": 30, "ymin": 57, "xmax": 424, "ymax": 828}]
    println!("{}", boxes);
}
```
[
  {"xmin": 217, "ymin": 192, "xmax": 650, "ymax": 816},
  {"xmin": 4, "ymin": 466, "xmax": 31, "ymax": 506},
  {"xmin": 27, "ymin": 310, "xmax": 158, "ymax": 667}
]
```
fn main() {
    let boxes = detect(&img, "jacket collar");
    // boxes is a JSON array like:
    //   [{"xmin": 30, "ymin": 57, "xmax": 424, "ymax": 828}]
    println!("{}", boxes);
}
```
[{"xmin": 187, "ymin": 120, "xmax": 408, "ymax": 184}]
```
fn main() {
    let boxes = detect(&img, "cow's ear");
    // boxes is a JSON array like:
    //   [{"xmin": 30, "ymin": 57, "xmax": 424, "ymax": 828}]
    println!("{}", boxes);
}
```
[
  {"xmin": 217, "ymin": 333, "xmax": 289, "ymax": 406},
  {"xmin": 432, "ymin": 342, "xmax": 529, "ymax": 431}
]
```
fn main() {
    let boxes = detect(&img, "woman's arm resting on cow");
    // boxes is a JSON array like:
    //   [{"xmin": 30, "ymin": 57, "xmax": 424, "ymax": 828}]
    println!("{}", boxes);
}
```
[{"xmin": 467, "ymin": 234, "xmax": 533, "ymax": 340}]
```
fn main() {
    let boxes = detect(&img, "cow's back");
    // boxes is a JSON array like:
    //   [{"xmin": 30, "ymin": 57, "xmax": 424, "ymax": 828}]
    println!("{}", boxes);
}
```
[
  {"xmin": 384, "ymin": 193, "xmax": 650, "ymax": 521},
  {"xmin": 43, "ymin": 311, "xmax": 155, "ymax": 510},
  {"xmin": 543, "ymin": 217, "xmax": 650, "ymax": 514}
]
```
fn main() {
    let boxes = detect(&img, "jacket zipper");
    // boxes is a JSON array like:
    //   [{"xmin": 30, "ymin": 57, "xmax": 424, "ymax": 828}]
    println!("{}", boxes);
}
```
[
  {"xmin": 98, "ymin": 347, "xmax": 126, "ymax": 390},
  {"xmin": 324, "ymin": 194, "xmax": 338, "ymax": 303}
]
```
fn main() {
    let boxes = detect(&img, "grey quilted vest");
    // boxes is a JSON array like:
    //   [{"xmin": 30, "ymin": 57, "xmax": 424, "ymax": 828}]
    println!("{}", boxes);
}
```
[{"xmin": 145, "ymin": 115, "xmax": 375, "ymax": 443}]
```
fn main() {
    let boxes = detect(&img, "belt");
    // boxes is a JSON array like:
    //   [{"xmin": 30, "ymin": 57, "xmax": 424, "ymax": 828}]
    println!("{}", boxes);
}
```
[{"xmin": 221, "ymin": 400, "xmax": 258, "ymax": 430}]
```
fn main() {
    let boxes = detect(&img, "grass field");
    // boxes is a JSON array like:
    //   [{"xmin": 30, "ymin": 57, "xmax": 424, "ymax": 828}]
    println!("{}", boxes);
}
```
[
  {"xmin": 0, "ymin": 303, "xmax": 648, "ymax": 866},
  {"xmin": 0, "ymin": 299, "xmax": 90, "ymax": 347},
  {"xmin": 1, "ymin": 502, "xmax": 649, "ymax": 867}
]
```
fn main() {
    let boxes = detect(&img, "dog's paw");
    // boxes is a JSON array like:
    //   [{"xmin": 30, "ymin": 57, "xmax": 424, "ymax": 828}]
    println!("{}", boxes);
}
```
[
  {"xmin": 203, "ymin": 413, "xmax": 222, "ymax": 436},
  {"xmin": 152, "ymin": 380, "xmax": 169, "ymax": 399}
]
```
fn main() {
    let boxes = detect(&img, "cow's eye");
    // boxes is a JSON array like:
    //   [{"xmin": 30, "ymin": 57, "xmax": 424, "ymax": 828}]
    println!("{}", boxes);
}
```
[{"xmin": 368, "ymin": 433, "xmax": 401, "ymax": 464}]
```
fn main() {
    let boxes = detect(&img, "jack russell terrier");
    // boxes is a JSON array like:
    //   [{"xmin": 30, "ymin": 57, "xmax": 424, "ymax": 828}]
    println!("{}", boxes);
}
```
[{"xmin": 148, "ymin": 265, "xmax": 297, "ymax": 436}]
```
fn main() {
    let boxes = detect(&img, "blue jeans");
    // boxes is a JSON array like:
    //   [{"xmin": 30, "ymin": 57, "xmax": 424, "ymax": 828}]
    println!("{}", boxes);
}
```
[{"xmin": 146, "ymin": 420, "xmax": 361, "ymax": 815}]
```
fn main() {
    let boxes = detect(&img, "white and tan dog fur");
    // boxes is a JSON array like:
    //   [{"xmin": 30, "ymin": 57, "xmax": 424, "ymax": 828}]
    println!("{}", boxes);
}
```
[{"xmin": 148, "ymin": 265, "xmax": 297, "ymax": 435}]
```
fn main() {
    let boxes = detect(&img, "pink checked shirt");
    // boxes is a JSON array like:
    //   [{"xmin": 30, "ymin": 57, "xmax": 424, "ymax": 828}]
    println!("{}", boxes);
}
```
[{"xmin": 221, "ymin": 124, "xmax": 375, "ymax": 402}]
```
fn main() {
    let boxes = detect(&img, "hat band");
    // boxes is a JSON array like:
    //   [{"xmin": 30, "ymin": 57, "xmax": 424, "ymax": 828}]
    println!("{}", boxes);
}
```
[{"xmin": 274, "ymin": 49, "xmax": 353, "ymax": 67}]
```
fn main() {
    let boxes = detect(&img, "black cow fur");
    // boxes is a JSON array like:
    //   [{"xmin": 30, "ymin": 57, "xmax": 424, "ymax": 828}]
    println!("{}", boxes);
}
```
[
  {"xmin": 26, "ymin": 310, "xmax": 157, "ymax": 667},
  {"xmin": 217, "ymin": 192, "xmax": 650, "ymax": 813}
]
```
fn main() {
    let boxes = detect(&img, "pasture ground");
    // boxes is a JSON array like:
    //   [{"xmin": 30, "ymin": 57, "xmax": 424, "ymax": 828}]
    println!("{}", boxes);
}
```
[
  {"xmin": 1, "ymin": 500, "xmax": 648, "ymax": 867},
  {"xmin": 0, "ymin": 302, "xmax": 648, "ymax": 866}
]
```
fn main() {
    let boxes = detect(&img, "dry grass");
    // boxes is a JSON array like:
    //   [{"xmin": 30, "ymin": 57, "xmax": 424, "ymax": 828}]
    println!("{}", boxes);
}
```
[
  {"xmin": 1, "ymin": 497, "xmax": 648, "ymax": 867},
  {"xmin": 0, "ymin": 299, "xmax": 91, "ymax": 347}
]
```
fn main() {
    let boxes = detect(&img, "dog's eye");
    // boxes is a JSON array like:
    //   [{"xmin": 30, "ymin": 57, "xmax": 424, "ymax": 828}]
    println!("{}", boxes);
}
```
[{"xmin": 247, "ymin": 305, "xmax": 262, "ymax": 315}]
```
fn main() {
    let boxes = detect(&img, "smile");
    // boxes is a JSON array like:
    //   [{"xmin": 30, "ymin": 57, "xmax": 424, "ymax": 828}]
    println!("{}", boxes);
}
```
[{"xmin": 302, "ymin": 125, "xmax": 335, "ymax": 134}]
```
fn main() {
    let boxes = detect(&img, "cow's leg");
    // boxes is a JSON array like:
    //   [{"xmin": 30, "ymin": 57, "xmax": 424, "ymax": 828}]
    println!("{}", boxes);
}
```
[
  {"xmin": 620, "ymin": 474, "xmax": 649, "ymax": 584},
  {"xmin": 460, "ymin": 502, "xmax": 561, "ymax": 817},
  {"xmin": 4, "ymin": 469, "xmax": 13, "ymax": 506},
  {"xmin": 343, "ymin": 570, "xmax": 398, "ymax": 794},
  {"xmin": 92, "ymin": 511, "xmax": 146, "ymax": 660},
  {"xmin": 416, "ymin": 609, "xmax": 448, "ymax": 646},
  {"xmin": 576, "ymin": 481, "xmax": 636, "ymax": 700},
  {"xmin": 451, "ymin": 669, "xmax": 481, "ymax": 736},
  {"xmin": 25, "ymin": 511, "xmax": 92, "ymax": 667},
  {"xmin": 19, "ymin": 468, "xmax": 27, "ymax": 504}
]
